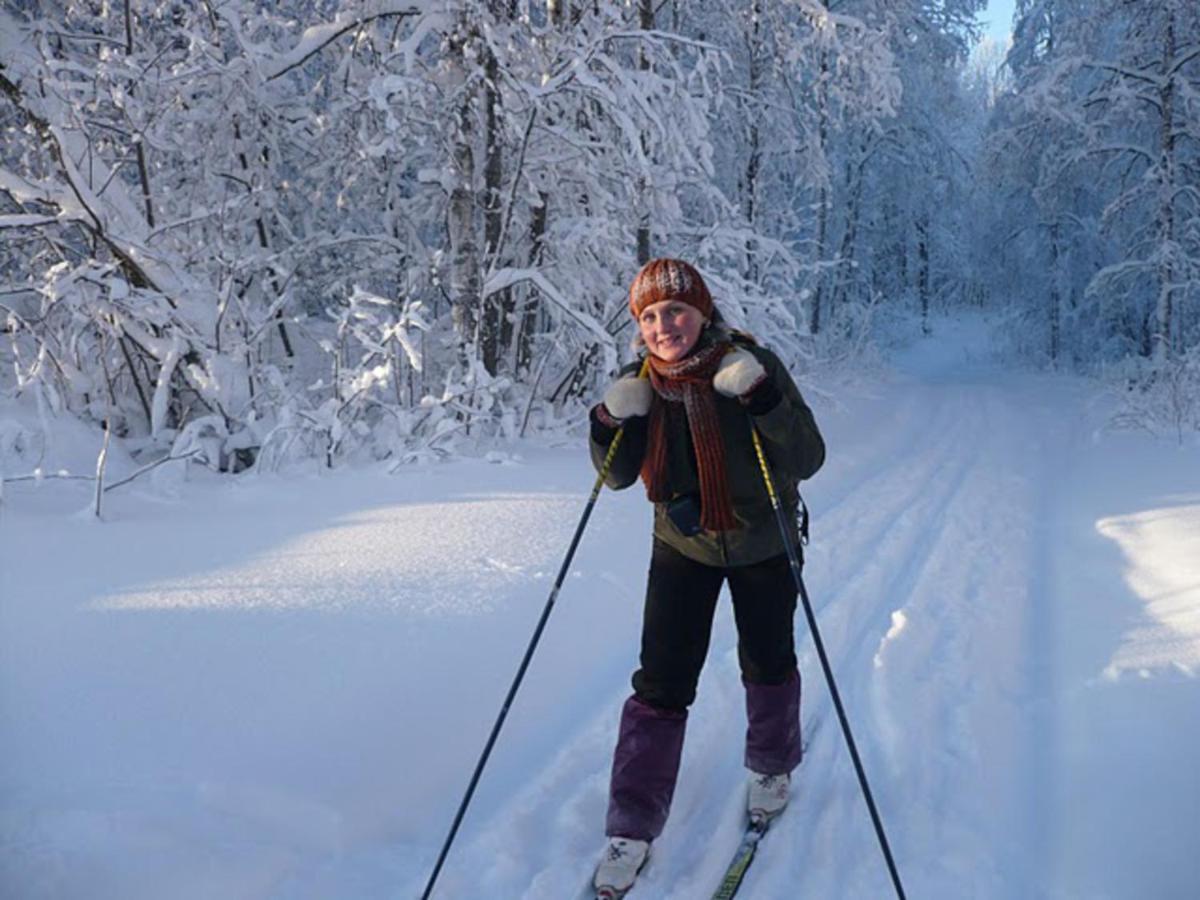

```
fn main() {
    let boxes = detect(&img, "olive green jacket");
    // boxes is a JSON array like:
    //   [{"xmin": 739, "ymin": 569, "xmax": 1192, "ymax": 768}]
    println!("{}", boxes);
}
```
[{"xmin": 589, "ymin": 338, "xmax": 825, "ymax": 567}]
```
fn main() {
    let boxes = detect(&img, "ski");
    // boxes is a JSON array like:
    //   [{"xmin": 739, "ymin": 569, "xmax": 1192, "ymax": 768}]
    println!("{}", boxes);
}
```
[
  {"xmin": 711, "ymin": 812, "xmax": 775, "ymax": 900},
  {"xmin": 712, "ymin": 711, "xmax": 825, "ymax": 900},
  {"xmin": 579, "ymin": 807, "xmax": 778, "ymax": 900}
]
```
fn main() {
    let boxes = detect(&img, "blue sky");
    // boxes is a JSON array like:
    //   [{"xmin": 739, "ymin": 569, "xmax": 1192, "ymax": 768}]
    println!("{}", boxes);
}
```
[{"xmin": 981, "ymin": 0, "xmax": 1017, "ymax": 42}]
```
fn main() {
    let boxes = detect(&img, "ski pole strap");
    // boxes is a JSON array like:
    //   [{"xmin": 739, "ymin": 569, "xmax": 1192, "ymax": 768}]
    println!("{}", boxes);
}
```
[
  {"xmin": 746, "ymin": 416, "xmax": 810, "ymax": 546},
  {"xmin": 591, "ymin": 421, "xmax": 628, "ymax": 501},
  {"xmin": 748, "ymin": 419, "xmax": 778, "ymax": 505}
]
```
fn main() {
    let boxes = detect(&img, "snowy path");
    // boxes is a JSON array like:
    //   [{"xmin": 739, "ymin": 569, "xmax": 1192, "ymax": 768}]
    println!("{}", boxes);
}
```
[{"xmin": 3, "ymin": 328, "xmax": 1198, "ymax": 898}]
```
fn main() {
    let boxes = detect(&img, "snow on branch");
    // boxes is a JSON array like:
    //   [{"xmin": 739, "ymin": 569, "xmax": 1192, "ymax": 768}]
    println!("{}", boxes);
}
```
[
  {"xmin": 1081, "ymin": 143, "xmax": 1156, "ymax": 165},
  {"xmin": 1168, "ymin": 45, "xmax": 1200, "ymax": 78},
  {"xmin": 483, "ymin": 268, "xmax": 615, "ymax": 362},
  {"xmin": 261, "ymin": 2, "xmax": 430, "ymax": 81},
  {"xmin": 1082, "ymin": 60, "xmax": 1164, "ymax": 88},
  {"xmin": 0, "ymin": 214, "xmax": 60, "ymax": 229},
  {"xmin": 0, "ymin": 168, "xmax": 82, "ymax": 223},
  {"xmin": 1085, "ymin": 258, "xmax": 1156, "ymax": 295},
  {"xmin": 0, "ymin": 11, "xmax": 211, "ymax": 329}
]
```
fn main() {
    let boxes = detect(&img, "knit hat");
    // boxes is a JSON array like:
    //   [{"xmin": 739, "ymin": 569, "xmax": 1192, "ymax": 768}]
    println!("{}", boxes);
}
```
[{"xmin": 629, "ymin": 258, "xmax": 714, "ymax": 319}]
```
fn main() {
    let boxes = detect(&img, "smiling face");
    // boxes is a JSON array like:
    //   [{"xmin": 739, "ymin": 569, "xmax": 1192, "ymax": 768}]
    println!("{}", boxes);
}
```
[{"xmin": 638, "ymin": 299, "xmax": 708, "ymax": 362}]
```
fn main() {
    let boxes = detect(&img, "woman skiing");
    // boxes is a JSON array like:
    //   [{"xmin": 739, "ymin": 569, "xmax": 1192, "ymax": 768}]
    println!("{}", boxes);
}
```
[{"xmin": 588, "ymin": 258, "xmax": 825, "ymax": 898}]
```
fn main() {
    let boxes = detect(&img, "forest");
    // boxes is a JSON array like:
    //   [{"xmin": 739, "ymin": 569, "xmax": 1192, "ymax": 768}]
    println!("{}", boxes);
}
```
[{"xmin": 2, "ymin": 0, "xmax": 1198, "ymax": 470}]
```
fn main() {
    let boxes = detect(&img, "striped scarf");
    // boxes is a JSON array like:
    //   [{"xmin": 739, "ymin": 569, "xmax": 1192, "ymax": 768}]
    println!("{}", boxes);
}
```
[{"xmin": 641, "ymin": 342, "xmax": 737, "ymax": 532}]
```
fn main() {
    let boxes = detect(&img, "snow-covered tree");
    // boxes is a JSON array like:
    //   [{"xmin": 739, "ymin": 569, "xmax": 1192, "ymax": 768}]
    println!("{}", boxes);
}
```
[{"xmin": 985, "ymin": 0, "xmax": 1200, "ymax": 365}]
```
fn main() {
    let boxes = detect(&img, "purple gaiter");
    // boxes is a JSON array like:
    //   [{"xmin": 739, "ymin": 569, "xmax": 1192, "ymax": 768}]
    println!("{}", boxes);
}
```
[
  {"xmin": 605, "ymin": 695, "xmax": 687, "ymax": 841},
  {"xmin": 744, "ymin": 669, "xmax": 803, "ymax": 775}
]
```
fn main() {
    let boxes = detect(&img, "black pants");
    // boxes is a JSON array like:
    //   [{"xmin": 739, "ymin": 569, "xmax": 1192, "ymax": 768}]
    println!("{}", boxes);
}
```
[{"xmin": 632, "ymin": 537, "xmax": 799, "ymax": 712}]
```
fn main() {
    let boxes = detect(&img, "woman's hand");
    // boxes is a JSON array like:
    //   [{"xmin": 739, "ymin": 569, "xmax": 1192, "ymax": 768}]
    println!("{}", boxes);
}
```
[
  {"xmin": 603, "ymin": 375, "xmax": 653, "ymax": 420},
  {"xmin": 713, "ymin": 348, "xmax": 767, "ymax": 398}
]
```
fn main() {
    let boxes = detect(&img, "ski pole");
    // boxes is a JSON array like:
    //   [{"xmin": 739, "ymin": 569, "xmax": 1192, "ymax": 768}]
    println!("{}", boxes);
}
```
[
  {"xmin": 420, "ymin": 360, "xmax": 650, "ymax": 900},
  {"xmin": 747, "ymin": 419, "xmax": 907, "ymax": 900}
]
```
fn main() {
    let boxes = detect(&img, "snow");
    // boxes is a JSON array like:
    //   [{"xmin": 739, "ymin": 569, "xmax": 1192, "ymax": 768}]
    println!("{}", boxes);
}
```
[
  {"xmin": 257, "ymin": 3, "xmax": 436, "ymax": 82},
  {"xmin": 1096, "ymin": 504, "xmax": 1200, "ymax": 678},
  {"xmin": 3, "ymin": 317, "xmax": 1199, "ymax": 898}
]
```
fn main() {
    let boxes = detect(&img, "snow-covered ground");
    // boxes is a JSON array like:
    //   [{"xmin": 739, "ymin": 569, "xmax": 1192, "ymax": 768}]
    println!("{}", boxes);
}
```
[{"xmin": 2, "ymin": 318, "xmax": 1198, "ymax": 899}]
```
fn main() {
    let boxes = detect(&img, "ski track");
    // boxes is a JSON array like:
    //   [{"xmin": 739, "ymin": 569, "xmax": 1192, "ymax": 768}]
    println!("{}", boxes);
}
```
[
  {"xmin": 770, "ymin": 384, "xmax": 1006, "ymax": 900},
  {"xmin": 434, "ymin": 376, "xmax": 1059, "ymax": 899}
]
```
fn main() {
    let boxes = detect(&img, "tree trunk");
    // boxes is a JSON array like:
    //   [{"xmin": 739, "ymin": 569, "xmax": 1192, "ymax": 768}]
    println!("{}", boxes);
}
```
[
  {"xmin": 480, "ymin": 37, "xmax": 505, "ymax": 375},
  {"xmin": 447, "ymin": 27, "xmax": 480, "ymax": 356},
  {"xmin": 917, "ymin": 215, "xmax": 931, "ymax": 335},
  {"xmin": 635, "ymin": 0, "xmax": 654, "ymax": 265},
  {"xmin": 1049, "ymin": 221, "xmax": 1061, "ymax": 365},
  {"xmin": 742, "ymin": 0, "xmax": 763, "ymax": 283},
  {"xmin": 124, "ymin": 0, "xmax": 155, "ymax": 229},
  {"xmin": 809, "ymin": 47, "xmax": 830, "ymax": 336},
  {"xmin": 1153, "ymin": 9, "xmax": 1177, "ymax": 362},
  {"xmin": 516, "ymin": 196, "xmax": 549, "ymax": 373},
  {"xmin": 831, "ymin": 135, "xmax": 869, "ymax": 311}
]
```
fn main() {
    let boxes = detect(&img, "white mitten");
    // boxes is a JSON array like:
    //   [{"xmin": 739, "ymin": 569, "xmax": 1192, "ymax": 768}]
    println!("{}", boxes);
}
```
[
  {"xmin": 603, "ymin": 375, "xmax": 652, "ymax": 419},
  {"xmin": 713, "ymin": 348, "xmax": 767, "ymax": 398}
]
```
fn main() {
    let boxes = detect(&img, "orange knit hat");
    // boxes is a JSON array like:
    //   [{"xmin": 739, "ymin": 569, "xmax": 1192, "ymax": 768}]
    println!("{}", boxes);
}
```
[{"xmin": 629, "ymin": 258, "xmax": 714, "ymax": 319}]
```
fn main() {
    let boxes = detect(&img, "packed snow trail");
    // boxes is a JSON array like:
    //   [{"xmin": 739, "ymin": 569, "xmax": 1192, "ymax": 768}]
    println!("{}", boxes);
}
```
[{"xmin": 2, "ymin": 318, "xmax": 1198, "ymax": 898}]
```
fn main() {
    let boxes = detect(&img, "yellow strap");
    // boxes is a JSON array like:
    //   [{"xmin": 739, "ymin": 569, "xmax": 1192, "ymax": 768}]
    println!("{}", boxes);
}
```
[{"xmin": 749, "ymin": 422, "xmax": 780, "ymax": 509}]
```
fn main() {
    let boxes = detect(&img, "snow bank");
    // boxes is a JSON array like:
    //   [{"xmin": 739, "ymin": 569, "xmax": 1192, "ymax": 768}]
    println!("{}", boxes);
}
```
[{"xmin": 1097, "ymin": 503, "xmax": 1200, "ymax": 678}]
